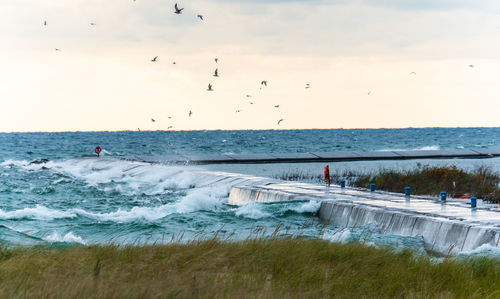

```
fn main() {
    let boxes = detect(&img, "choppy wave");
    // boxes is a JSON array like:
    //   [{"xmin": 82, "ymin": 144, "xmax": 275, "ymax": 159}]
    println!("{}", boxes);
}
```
[
  {"xmin": 234, "ymin": 200, "xmax": 321, "ymax": 220},
  {"xmin": 45, "ymin": 232, "xmax": 87, "ymax": 245},
  {"xmin": 1, "ymin": 158, "xmax": 211, "ymax": 196},
  {"xmin": 235, "ymin": 203, "xmax": 272, "ymax": 219},
  {"xmin": 0, "ymin": 195, "xmax": 225, "ymax": 224},
  {"xmin": 454, "ymin": 244, "xmax": 500, "ymax": 259},
  {"xmin": 379, "ymin": 145, "xmax": 440, "ymax": 152},
  {"xmin": 0, "ymin": 205, "xmax": 76, "ymax": 220}
]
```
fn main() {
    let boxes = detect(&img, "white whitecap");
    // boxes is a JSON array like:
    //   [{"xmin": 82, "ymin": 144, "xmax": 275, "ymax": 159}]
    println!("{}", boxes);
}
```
[
  {"xmin": 175, "ymin": 192, "xmax": 222, "ymax": 214},
  {"xmin": 290, "ymin": 200, "xmax": 321, "ymax": 213},
  {"xmin": 0, "ymin": 205, "xmax": 76, "ymax": 221},
  {"xmin": 45, "ymin": 232, "xmax": 87, "ymax": 244},
  {"xmin": 378, "ymin": 145, "xmax": 440, "ymax": 152},
  {"xmin": 323, "ymin": 228, "xmax": 352, "ymax": 243},
  {"xmin": 1, "ymin": 159, "xmax": 28, "ymax": 168},
  {"xmin": 46, "ymin": 158, "xmax": 206, "ymax": 196},
  {"xmin": 417, "ymin": 145, "xmax": 440, "ymax": 151},
  {"xmin": 73, "ymin": 205, "xmax": 175, "ymax": 223},
  {"xmin": 456, "ymin": 243, "xmax": 500, "ymax": 258},
  {"xmin": 235, "ymin": 203, "xmax": 271, "ymax": 219}
]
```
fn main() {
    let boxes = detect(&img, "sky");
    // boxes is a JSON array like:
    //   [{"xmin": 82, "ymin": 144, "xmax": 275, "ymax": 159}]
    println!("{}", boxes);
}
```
[{"xmin": 0, "ymin": 0, "xmax": 500, "ymax": 132}]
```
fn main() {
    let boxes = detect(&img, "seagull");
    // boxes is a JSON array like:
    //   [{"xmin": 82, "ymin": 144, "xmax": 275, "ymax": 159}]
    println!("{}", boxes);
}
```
[
  {"xmin": 246, "ymin": 94, "xmax": 252, "ymax": 98},
  {"xmin": 167, "ymin": 126, "xmax": 174, "ymax": 129},
  {"xmin": 274, "ymin": 105, "xmax": 279, "ymax": 108},
  {"xmin": 197, "ymin": 15, "xmax": 203, "ymax": 20},
  {"xmin": 151, "ymin": 118, "xmax": 156, "ymax": 122},
  {"xmin": 151, "ymin": 56, "xmax": 158, "ymax": 62},
  {"xmin": 469, "ymin": 64, "xmax": 474, "ymax": 68},
  {"xmin": 277, "ymin": 119, "xmax": 285, "ymax": 125},
  {"xmin": 261, "ymin": 80, "xmax": 267, "ymax": 86},
  {"xmin": 207, "ymin": 83, "xmax": 213, "ymax": 91},
  {"xmin": 168, "ymin": 116, "xmax": 173, "ymax": 119},
  {"xmin": 90, "ymin": 22, "xmax": 96, "ymax": 26},
  {"xmin": 55, "ymin": 48, "xmax": 61, "ymax": 51},
  {"xmin": 410, "ymin": 72, "xmax": 416, "ymax": 75},
  {"xmin": 174, "ymin": 3, "xmax": 184, "ymax": 14},
  {"xmin": 213, "ymin": 68, "xmax": 218, "ymax": 77},
  {"xmin": 249, "ymin": 101, "xmax": 254, "ymax": 105},
  {"xmin": 189, "ymin": 110, "xmax": 193, "ymax": 117},
  {"xmin": 214, "ymin": 58, "xmax": 218, "ymax": 63}
]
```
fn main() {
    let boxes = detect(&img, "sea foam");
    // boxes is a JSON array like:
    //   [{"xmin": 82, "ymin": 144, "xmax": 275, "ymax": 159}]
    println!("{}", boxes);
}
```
[
  {"xmin": 45, "ymin": 231, "xmax": 87, "ymax": 244},
  {"xmin": 0, "ymin": 205, "xmax": 76, "ymax": 221}
]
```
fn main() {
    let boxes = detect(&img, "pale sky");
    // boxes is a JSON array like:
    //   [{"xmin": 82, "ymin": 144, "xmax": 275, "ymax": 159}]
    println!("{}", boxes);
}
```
[{"xmin": 1, "ymin": 0, "xmax": 500, "ymax": 132}]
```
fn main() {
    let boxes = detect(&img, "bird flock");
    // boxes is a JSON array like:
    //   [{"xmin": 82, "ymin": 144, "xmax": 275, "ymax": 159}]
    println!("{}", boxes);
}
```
[
  {"xmin": 42, "ymin": 3, "xmax": 477, "ymax": 131},
  {"xmin": 42, "ymin": 2, "xmax": 294, "ymax": 130}
]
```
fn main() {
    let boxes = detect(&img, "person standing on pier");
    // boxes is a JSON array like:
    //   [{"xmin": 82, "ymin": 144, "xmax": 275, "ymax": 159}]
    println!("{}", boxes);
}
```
[{"xmin": 324, "ymin": 165, "xmax": 331, "ymax": 187}]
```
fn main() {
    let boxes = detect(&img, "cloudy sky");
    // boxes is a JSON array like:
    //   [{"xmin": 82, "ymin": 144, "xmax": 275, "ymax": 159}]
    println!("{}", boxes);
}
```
[{"xmin": 1, "ymin": 0, "xmax": 499, "ymax": 132}]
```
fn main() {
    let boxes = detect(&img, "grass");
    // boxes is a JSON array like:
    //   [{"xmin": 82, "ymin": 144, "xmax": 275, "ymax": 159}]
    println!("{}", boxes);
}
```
[
  {"xmin": 353, "ymin": 165, "xmax": 500, "ymax": 203},
  {"xmin": 0, "ymin": 239, "xmax": 499, "ymax": 298},
  {"xmin": 274, "ymin": 165, "xmax": 500, "ymax": 204}
]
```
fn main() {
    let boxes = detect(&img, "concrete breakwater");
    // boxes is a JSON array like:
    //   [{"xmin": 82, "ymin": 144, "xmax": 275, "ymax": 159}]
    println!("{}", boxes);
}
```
[
  {"xmin": 85, "ymin": 158, "xmax": 500, "ymax": 255},
  {"xmin": 228, "ymin": 182, "xmax": 500, "ymax": 255},
  {"xmin": 133, "ymin": 148, "xmax": 500, "ymax": 164}
]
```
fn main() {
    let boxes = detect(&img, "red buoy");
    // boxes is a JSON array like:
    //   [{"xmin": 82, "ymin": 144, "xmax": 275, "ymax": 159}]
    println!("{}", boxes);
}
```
[{"xmin": 94, "ymin": 146, "xmax": 102, "ymax": 157}]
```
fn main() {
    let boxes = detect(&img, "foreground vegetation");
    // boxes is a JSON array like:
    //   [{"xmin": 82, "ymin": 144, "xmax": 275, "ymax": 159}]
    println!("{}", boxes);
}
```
[
  {"xmin": 275, "ymin": 165, "xmax": 500, "ymax": 203},
  {"xmin": 0, "ymin": 239, "xmax": 499, "ymax": 298}
]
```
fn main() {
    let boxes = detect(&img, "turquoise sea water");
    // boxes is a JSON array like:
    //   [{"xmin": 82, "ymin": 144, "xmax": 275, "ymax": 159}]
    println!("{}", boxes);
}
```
[{"xmin": 1, "ymin": 128, "xmax": 500, "ymax": 257}]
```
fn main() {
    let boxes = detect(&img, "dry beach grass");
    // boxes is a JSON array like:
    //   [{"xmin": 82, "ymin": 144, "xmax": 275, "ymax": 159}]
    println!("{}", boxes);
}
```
[{"xmin": 0, "ymin": 239, "xmax": 499, "ymax": 298}]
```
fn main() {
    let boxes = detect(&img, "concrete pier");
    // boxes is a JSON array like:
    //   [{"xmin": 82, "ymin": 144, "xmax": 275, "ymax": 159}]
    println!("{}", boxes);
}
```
[
  {"xmin": 131, "ymin": 148, "xmax": 500, "ymax": 165},
  {"xmin": 227, "ymin": 181, "xmax": 500, "ymax": 255},
  {"xmin": 97, "ymin": 157, "xmax": 500, "ymax": 255}
]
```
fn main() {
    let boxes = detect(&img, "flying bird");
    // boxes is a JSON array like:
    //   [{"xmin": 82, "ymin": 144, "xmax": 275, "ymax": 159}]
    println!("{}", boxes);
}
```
[
  {"xmin": 213, "ymin": 68, "xmax": 218, "ymax": 77},
  {"xmin": 274, "ymin": 105, "xmax": 279, "ymax": 108},
  {"xmin": 55, "ymin": 48, "xmax": 61, "ymax": 51},
  {"xmin": 469, "ymin": 64, "xmax": 474, "ymax": 68},
  {"xmin": 367, "ymin": 91, "xmax": 371, "ymax": 95},
  {"xmin": 151, "ymin": 118, "xmax": 156, "ymax": 123},
  {"xmin": 249, "ymin": 102, "xmax": 254, "ymax": 105},
  {"xmin": 167, "ymin": 126, "xmax": 174, "ymax": 129},
  {"xmin": 277, "ymin": 119, "xmax": 285, "ymax": 125},
  {"xmin": 168, "ymin": 116, "xmax": 173, "ymax": 119},
  {"xmin": 410, "ymin": 72, "xmax": 416, "ymax": 75},
  {"xmin": 173, "ymin": 61, "xmax": 176, "ymax": 65},
  {"xmin": 246, "ymin": 94, "xmax": 252, "ymax": 98},
  {"xmin": 214, "ymin": 58, "xmax": 218, "ymax": 63},
  {"xmin": 151, "ymin": 56, "xmax": 158, "ymax": 62},
  {"xmin": 207, "ymin": 83, "xmax": 213, "ymax": 91},
  {"xmin": 261, "ymin": 80, "xmax": 267, "ymax": 86},
  {"xmin": 174, "ymin": 3, "xmax": 184, "ymax": 14},
  {"xmin": 236, "ymin": 110, "xmax": 241, "ymax": 113},
  {"xmin": 44, "ymin": 20, "xmax": 47, "ymax": 26},
  {"xmin": 90, "ymin": 22, "xmax": 96, "ymax": 26},
  {"xmin": 197, "ymin": 15, "xmax": 203, "ymax": 20},
  {"xmin": 189, "ymin": 110, "xmax": 193, "ymax": 117},
  {"xmin": 305, "ymin": 83, "xmax": 311, "ymax": 89}
]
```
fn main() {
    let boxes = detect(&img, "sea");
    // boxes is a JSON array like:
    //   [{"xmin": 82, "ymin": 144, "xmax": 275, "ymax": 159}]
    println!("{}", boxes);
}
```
[{"xmin": 1, "ymin": 128, "xmax": 500, "ymax": 257}]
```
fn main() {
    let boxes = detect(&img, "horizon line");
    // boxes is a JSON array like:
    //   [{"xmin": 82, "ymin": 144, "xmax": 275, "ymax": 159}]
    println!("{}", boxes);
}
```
[{"xmin": 1, "ymin": 126, "xmax": 500, "ymax": 134}]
